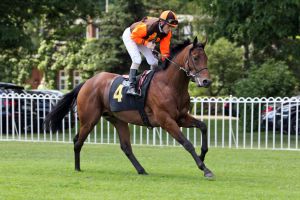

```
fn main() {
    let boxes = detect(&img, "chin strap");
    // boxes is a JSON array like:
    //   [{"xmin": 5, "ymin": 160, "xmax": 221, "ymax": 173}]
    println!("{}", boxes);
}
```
[
  {"xmin": 158, "ymin": 21, "xmax": 168, "ymax": 34},
  {"xmin": 158, "ymin": 22, "xmax": 164, "ymax": 33}
]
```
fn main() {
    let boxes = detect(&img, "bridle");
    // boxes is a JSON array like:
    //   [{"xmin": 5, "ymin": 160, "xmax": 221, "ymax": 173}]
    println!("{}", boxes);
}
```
[
  {"xmin": 153, "ymin": 47, "xmax": 208, "ymax": 81},
  {"xmin": 184, "ymin": 47, "xmax": 209, "ymax": 81}
]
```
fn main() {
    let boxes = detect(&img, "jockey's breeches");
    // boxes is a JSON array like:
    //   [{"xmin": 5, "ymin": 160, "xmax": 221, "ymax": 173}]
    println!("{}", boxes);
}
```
[{"xmin": 122, "ymin": 27, "xmax": 158, "ymax": 69}]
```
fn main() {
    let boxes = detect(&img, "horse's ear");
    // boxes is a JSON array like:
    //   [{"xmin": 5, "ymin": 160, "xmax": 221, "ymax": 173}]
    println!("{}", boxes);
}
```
[{"xmin": 193, "ymin": 37, "xmax": 198, "ymax": 47}]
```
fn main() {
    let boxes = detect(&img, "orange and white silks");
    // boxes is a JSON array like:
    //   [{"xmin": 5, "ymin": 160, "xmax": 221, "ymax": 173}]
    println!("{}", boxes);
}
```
[{"xmin": 129, "ymin": 17, "xmax": 172, "ymax": 59}]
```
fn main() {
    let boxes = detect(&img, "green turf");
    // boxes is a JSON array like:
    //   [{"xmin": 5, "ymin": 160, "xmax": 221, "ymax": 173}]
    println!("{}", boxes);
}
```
[{"xmin": 0, "ymin": 142, "xmax": 299, "ymax": 200}]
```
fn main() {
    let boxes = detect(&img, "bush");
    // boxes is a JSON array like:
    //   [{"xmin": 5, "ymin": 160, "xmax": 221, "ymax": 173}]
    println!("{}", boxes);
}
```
[{"xmin": 234, "ymin": 59, "xmax": 297, "ymax": 98}]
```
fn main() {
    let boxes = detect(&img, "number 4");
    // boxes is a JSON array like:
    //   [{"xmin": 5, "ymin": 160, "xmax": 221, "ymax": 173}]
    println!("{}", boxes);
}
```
[{"xmin": 113, "ymin": 85, "xmax": 124, "ymax": 102}]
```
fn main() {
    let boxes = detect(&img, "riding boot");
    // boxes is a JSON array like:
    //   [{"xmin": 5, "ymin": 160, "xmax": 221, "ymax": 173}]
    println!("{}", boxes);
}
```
[{"xmin": 127, "ymin": 69, "xmax": 139, "ymax": 96}]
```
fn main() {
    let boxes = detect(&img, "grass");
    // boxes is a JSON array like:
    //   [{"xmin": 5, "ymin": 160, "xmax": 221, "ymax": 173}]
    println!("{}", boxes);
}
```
[{"xmin": 0, "ymin": 142, "xmax": 300, "ymax": 200}]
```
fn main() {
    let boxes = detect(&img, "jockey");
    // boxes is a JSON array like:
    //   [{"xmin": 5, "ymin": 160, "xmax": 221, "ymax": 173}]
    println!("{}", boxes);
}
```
[{"xmin": 122, "ymin": 10, "xmax": 178, "ymax": 96}]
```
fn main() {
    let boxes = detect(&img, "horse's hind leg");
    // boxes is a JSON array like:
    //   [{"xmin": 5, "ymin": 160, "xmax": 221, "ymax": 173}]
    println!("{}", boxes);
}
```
[
  {"xmin": 74, "ymin": 108, "xmax": 102, "ymax": 171},
  {"xmin": 73, "ymin": 133, "xmax": 80, "ymax": 170},
  {"xmin": 111, "ymin": 119, "xmax": 147, "ymax": 175}
]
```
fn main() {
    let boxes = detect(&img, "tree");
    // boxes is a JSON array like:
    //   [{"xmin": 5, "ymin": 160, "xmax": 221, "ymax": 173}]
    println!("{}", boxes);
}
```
[
  {"xmin": 0, "ymin": 48, "xmax": 37, "ymax": 85},
  {"xmin": 205, "ymin": 38, "xmax": 244, "ymax": 96},
  {"xmin": 75, "ymin": 0, "xmax": 146, "ymax": 76},
  {"xmin": 0, "ymin": 0, "xmax": 34, "ymax": 50},
  {"xmin": 234, "ymin": 59, "xmax": 297, "ymax": 98},
  {"xmin": 36, "ymin": 40, "xmax": 83, "ymax": 89},
  {"xmin": 0, "ymin": 0, "xmax": 101, "ymax": 86},
  {"xmin": 0, "ymin": 0, "xmax": 101, "ymax": 50},
  {"xmin": 198, "ymin": 0, "xmax": 300, "ymax": 70},
  {"xmin": 142, "ymin": 0, "xmax": 194, "ymax": 44}
]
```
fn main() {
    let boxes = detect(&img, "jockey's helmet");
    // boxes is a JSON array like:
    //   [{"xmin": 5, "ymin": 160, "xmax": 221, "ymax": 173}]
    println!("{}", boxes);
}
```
[{"xmin": 159, "ymin": 10, "xmax": 178, "ymax": 27}]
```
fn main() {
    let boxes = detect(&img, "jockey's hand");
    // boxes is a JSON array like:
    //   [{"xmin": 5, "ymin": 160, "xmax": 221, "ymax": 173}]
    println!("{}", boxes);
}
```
[
  {"xmin": 146, "ymin": 41, "xmax": 155, "ymax": 49},
  {"xmin": 161, "ymin": 54, "xmax": 169, "ymax": 61}
]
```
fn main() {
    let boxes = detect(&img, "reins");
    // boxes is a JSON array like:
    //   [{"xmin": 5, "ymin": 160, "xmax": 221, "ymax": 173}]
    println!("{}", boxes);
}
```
[{"xmin": 152, "ymin": 49, "xmax": 208, "ymax": 79}]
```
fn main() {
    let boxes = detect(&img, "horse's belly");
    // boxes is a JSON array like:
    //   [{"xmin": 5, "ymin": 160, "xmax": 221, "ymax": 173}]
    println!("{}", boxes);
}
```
[{"xmin": 112, "ymin": 110, "xmax": 159, "ymax": 127}]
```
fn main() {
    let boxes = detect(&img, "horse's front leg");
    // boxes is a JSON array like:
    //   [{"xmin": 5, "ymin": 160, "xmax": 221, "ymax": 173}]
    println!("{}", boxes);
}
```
[
  {"xmin": 160, "ymin": 115, "xmax": 214, "ymax": 178},
  {"xmin": 178, "ymin": 114, "xmax": 208, "ymax": 162}
]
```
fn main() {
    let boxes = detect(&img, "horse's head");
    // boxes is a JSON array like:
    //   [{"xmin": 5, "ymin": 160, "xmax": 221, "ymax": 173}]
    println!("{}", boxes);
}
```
[{"xmin": 184, "ymin": 37, "xmax": 211, "ymax": 87}]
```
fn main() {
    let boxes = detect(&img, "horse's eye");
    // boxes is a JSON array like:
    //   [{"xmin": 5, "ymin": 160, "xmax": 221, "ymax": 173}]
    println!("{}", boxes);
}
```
[{"xmin": 193, "ymin": 57, "xmax": 199, "ymax": 61}]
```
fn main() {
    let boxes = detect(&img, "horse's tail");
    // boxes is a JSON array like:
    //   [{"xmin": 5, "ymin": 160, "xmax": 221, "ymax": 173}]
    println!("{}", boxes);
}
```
[{"xmin": 44, "ymin": 82, "xmax": 85, "ymax": 132}]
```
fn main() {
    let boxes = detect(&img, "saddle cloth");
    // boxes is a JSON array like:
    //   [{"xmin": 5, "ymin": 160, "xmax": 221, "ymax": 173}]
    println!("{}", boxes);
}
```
[{"xmin": 109, "ymin": 70, "xmax": 155, "ymax": 112}]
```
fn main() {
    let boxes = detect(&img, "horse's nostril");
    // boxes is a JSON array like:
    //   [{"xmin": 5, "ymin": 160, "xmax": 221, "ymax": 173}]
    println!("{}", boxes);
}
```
[{"xmin": 203, "ymin": 79, "xmax": 211, "ymax": 87}]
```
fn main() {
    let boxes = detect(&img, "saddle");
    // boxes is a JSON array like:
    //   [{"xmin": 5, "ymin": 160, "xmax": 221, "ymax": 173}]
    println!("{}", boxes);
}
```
[{"xmin": 109, "ymin": 70, "xmax": 156, "ymax": 127}]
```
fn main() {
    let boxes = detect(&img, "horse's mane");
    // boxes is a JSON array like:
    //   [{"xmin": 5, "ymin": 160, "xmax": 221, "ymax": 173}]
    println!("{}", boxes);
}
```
[{"xmin": 160, "ymin": 39, "xmax": 191, "ymax": 70}]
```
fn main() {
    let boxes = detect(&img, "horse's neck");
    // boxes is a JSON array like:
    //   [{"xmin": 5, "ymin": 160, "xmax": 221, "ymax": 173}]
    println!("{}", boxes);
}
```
[{"xmin": 163, "ymin": 55, "xmax": 190, "ymax": 93}]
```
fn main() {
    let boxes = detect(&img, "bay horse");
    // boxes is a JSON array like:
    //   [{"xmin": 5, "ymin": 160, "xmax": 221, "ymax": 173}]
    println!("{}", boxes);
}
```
[{"xmin": 45, "ymin": 37, "xmax": 214, "ymax": 178}]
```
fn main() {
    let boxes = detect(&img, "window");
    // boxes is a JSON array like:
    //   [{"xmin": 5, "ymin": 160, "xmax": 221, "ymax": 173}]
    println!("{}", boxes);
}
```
[
  {"xmin": 73, "ymin": 70, "xmax": 81, "ymax": 87},
  {"xmin": 59, "ymin": 70, "xmax": 67, "ymax": 90},
  {"xmin": 59, "ymin": 70, "xmax": 81, "ymax": 90}
]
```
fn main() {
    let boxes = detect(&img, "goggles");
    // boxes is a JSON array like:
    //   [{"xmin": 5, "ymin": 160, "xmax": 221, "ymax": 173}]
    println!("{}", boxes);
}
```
[{"xmin": 166, "ymin": 19, "xmax": 178, "ymax": 26}]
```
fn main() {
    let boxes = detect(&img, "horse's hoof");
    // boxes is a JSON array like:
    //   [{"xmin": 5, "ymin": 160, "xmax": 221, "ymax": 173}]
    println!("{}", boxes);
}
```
[
  {"xmin": 75, "ymin": 168, "xmax": 81, "ymax": 172},
  {"xmin": 204, "ymin": 168, "xmax": 215, "ymax": 180},
  {"xmin": 138, "ymin": 170, "xmax": 148, "ymax": 175}
]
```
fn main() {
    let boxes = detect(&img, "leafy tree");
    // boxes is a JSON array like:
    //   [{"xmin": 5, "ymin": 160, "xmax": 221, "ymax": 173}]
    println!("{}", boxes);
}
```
[
  {"xmin": 234, "ymin": 59, "xmax": 297, "ymax": 98},
  {"xmin": 75, "ymin": 39, "xmax": 110, "ymax": 79},
  {"xmin": 198, "ymin": 0, "xmax": 300, "ymax": 70},
  {"xmin": 0, "ymin": 0, "xmax": 101, "ymax": 86},
  {"xmin": 205, "ymin": 38, "xmax": 243, "ymax": 96},
  {"xmin": 142, "ymin": 0, "xmax": 193, "ymax": 45},
  {"xmin": 0, "ymin": 0, "xmax": 101, "ymax": 50},
  {"xmin": 37, "ymin": 40, "xmax": 82, "ymax": 89},
  {"xmin": 76, "ymin": 0, "xmax": 145, "ymax": 76},
  {"xmin": 0, "ymin": 48, "xmax": 37, "ymax": 85},
  {"xmin": 142, "ymin": 0, "xmax": 183, "ymax": 15},
  {"xmin": 0, "ymin": 0, "xmax": 34, "ymax": 50}
]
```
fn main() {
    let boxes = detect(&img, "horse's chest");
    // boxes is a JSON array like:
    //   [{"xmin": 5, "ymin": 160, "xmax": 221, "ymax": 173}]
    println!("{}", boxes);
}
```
[{"xmin": 176, "ymin": 98, "xmax": 190, "ymax": 116}]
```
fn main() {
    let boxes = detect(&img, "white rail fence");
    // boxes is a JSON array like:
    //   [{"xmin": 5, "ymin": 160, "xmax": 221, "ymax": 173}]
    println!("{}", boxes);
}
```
[{"xmin": 0, "ymin": 93, "xmax": 299, "ymax": 150}]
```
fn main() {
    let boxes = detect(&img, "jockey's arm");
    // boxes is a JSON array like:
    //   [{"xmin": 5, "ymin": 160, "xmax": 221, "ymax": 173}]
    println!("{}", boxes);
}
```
[
  {"xmin": 159, "ymin": 31, "xmax": 172, "ymax": 60},
  {"xmin": 130, "ymin": 23, "xmax": 149, "ymax": 46}
]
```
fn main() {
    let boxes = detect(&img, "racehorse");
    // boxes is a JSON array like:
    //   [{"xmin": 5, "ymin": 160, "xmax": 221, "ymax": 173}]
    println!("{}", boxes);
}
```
[{"xmin": 44, "ymin": 37, "xmax": 214, "ymax": 178}]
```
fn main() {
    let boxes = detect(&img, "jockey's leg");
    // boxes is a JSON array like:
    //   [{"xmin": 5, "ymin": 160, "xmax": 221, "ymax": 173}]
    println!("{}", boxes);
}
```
[
  {"xmin": 122, "ymin": 27, "xmax": 141, "ymax": 96},
  {"xmin": 127, "ymin": 65, "xmax": 140, "ymax": 96},
  {"xmin": 139, "ymin": 45, "xmax": 158, "ymax": 70}
]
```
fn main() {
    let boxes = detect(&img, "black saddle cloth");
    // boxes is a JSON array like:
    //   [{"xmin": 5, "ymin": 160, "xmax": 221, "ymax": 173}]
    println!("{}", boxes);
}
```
[{"xmin": 109, "ymin": 70, "xmax": 155, "ymax": 112}]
